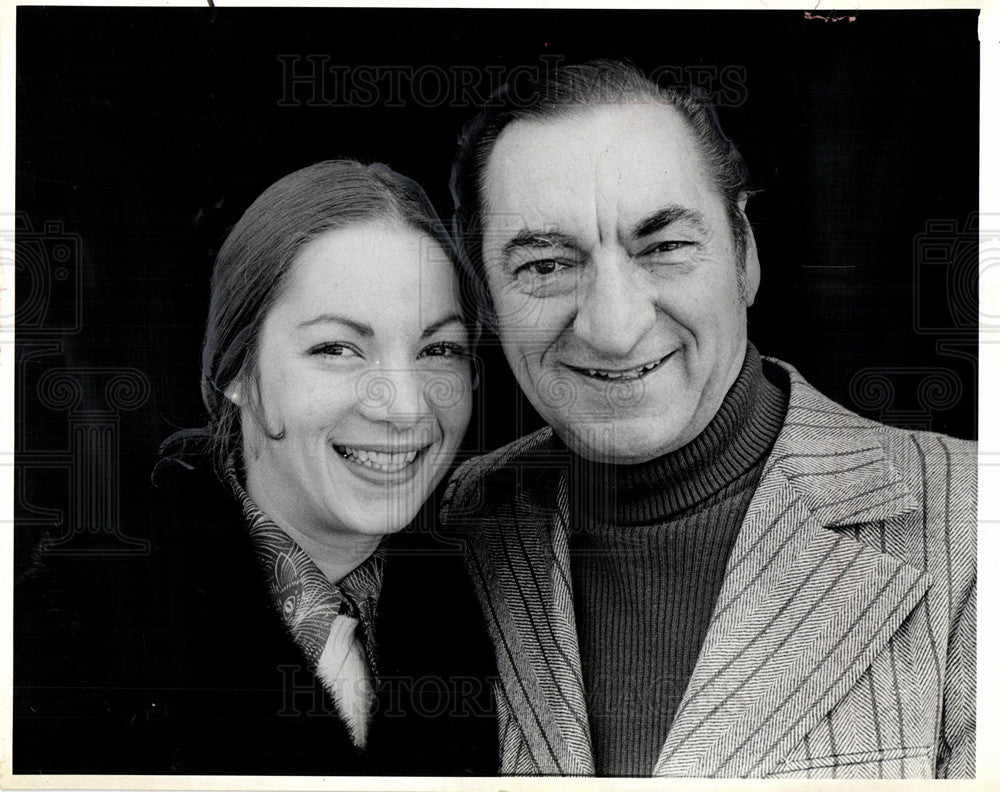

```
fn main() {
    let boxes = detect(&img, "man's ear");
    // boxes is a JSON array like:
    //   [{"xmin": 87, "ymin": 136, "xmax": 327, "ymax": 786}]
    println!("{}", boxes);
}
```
[{"xmin": 738, "ymin": 193, "xmax": 761, "ymax": 307}]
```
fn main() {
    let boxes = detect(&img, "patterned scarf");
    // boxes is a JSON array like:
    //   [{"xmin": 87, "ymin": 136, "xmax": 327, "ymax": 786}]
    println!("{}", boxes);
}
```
[{"xmin": 224, "ymin": 462, "xmax": 386, "ymax": 679}]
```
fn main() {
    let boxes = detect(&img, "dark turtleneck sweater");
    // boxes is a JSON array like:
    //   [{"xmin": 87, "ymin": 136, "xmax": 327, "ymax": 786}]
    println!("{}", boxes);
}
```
[{"xmin": 567, "ymin": 344, "xmax": 788, "ymax": 777}]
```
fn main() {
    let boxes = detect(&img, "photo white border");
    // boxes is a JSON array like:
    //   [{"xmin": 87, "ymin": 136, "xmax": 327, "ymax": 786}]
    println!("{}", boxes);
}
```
[{"xmin": 1, "ymin": 1, "xmax": 995, "ymax": 790}]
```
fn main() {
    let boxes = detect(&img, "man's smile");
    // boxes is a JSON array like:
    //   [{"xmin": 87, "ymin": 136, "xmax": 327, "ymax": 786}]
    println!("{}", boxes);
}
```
[{"xmin": 565, "ymin": 352, "xmax": 673, "ymax": 382}]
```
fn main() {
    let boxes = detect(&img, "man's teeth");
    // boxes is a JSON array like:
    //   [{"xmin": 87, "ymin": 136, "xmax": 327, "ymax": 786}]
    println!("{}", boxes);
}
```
[
  {"xmin": 335, "ymin": 446, "xmax": 419, "ymax": 472},
  {"xmin": 585, "ymin": 360, "xmax": 662, "ymax": 380}
]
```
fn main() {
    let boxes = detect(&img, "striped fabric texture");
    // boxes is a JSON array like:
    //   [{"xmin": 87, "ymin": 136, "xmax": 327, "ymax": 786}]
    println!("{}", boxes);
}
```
[{"xmin": 440, "ymin": 358, "xmax": 976, "ymax": 778}]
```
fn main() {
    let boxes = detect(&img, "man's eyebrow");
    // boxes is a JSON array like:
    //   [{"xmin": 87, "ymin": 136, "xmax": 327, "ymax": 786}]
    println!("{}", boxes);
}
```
[
  {"xmin": 501, "ymin": 230, "xmax": 579, "ymax": 259},
  {"xmin": 297, "ymin": 314, "xmax": 374, "ymax": 336},
  {"xmin": 628, "ymin": 206, "xmax": 710, "ymax": 240},
  {"xmin": 421, "ymin": 314, "xmax": 466, "ymax": 340}
]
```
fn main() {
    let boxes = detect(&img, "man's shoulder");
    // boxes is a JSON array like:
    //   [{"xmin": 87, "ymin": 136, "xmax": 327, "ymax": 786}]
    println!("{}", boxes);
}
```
[
  {"xmin": 769, "ymin": 355, "xmax": 975, "ymax": 449},
  {"xmin": 769, "ymin": 354, "xmax": 976, "ymax": 519},
  {"xmin": 768, "ymin": 356, "xmax": 976, "ymax": 606},
  {"xmin": 874, "ymin": 425, "xmax": 976, "ymax": 521},
  {"xmin": 441, "ymin": 427, "xmax": 560, "ymax": 521},
  {"xmin": 856, "ymin": 420, "xmax": 976, "ymax": 528}
]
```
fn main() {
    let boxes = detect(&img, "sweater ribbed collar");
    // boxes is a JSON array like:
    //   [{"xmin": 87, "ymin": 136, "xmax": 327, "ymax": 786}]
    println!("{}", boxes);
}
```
[{"xmin": 567, "ymin": 344, "xmax": 788, "ymax": 525}]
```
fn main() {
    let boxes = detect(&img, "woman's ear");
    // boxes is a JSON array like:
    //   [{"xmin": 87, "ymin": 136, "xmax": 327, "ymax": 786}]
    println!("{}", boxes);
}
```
[{"xmin": 226, "ymin": 383, "xmax": 241, "ymax": 405}]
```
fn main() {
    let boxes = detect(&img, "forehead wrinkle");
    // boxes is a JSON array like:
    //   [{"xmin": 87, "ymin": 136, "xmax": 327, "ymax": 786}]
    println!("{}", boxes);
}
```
[
  {"xmin": 591, "ymin": 140, "xmax": 623, "ymax": 249},
  {"xmin": 591, "ymin": 102, "xmax": 665, "ymax": 250}
]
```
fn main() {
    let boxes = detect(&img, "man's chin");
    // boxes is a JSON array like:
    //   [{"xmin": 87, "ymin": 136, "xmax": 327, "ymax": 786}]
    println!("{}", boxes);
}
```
[{"xmin": 558, "ymin": 422, "xmax": 688, "ymax": 465}]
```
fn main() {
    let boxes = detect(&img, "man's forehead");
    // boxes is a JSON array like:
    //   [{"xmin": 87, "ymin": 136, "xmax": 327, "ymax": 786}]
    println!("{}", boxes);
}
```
[{"xmin": 481, "ymin": 102, "xmax": 716, "ymax": 238}]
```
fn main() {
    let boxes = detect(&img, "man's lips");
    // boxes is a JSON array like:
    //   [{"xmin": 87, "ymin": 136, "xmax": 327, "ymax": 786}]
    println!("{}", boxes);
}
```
[{"xmin": 564, "ymin": 352, "xmax": 673, "ymax": 381}]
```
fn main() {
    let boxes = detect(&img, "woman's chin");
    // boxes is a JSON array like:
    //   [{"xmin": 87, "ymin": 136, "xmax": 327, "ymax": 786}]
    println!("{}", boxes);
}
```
[{"xmin": 330, "ymin": 501, "xmax": 424, "ymax": 539}]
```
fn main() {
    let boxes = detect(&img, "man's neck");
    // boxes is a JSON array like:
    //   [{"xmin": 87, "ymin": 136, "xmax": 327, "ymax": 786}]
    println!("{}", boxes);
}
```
[{"xmin": 565, "ymin": 344, "xmax": 788, "ymax": 524}]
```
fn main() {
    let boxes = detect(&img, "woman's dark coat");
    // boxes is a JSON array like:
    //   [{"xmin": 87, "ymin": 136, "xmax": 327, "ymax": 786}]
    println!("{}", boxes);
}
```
[{"xmin": 15, "ymin": 462, "xmax": 497, "ymax": 775}]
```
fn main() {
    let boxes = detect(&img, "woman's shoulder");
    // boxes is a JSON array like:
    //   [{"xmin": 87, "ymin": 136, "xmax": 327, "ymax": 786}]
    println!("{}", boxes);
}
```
[
  {"xmin": 15, "ymin": 457, "xmax": 330, "ymax": 774},
  {"xmin": 15, "ymin": 458, "xmax": 256, "ymax": 679}
]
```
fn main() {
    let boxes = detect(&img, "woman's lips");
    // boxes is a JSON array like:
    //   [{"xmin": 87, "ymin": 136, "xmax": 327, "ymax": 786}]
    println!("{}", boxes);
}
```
[{"xmin": 333, "ymin": 445, "xmax": 421, "ymax": 473}]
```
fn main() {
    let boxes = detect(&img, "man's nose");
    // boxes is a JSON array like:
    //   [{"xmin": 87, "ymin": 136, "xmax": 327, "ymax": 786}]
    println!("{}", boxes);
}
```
[{"xmin": 572, "ymin": 255, "xmax": 657, "ymax": 358}]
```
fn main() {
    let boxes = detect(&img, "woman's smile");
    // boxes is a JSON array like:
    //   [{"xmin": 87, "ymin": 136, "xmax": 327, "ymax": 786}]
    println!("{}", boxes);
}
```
[
  {"xmin": 243, "ymin": 220, "xmax": 473, "ymax": 544},
  {"xmin": 331, "ymin": 441, "xmax": 432, "ymax": 481}
]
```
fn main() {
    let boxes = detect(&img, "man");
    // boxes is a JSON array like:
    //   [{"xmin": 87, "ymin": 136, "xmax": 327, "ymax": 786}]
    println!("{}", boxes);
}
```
[{"xmin": 441, "ymin": 61, "xmax": 975, "ymax": 778}]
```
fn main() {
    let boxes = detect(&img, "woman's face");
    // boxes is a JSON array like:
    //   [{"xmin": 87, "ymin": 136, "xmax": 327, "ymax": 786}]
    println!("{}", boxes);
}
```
[{"xmin": 240, "ymin": 220, "xmax": 473, "ymax": 541}]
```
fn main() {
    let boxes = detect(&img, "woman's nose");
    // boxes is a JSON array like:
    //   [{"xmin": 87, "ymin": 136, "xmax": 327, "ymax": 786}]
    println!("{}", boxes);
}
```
[{"xmin": 355, "ymin": 367, "xmax": 431, "ymax": 429}]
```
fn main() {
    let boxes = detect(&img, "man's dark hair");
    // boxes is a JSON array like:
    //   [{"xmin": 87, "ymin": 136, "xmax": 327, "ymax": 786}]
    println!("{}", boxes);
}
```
[{"xmin": 450, "ymin": 59, "xmax": 753, "ymax": 324}]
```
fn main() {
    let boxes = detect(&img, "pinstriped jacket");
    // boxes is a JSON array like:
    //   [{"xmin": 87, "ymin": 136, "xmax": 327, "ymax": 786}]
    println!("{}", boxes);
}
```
[{"xmin": 440, "ymin": 358, "xmax": 976, "ymax": 778}]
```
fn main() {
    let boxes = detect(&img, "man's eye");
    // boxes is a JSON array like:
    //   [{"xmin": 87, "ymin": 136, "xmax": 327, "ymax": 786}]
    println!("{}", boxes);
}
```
[
  {"xmin": 420, "ymin": 341, "xmax": 469, "ymax": 358},
  {"xmin": 311, "ymin": 343, "xmax": 360, "ymax": 358},
  {"xmin": 642, "ymin": 240, "xmax": 693, "ymax": 256},
  {"xmin": 516, "ymin": 259, "xmax": 569, "ymax": 277}
]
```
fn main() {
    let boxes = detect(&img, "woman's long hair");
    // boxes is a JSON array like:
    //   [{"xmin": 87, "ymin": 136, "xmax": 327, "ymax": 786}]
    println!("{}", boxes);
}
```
[{"xmin": 159, "ymin": 159, "xmax": 480, "ymax": 478}]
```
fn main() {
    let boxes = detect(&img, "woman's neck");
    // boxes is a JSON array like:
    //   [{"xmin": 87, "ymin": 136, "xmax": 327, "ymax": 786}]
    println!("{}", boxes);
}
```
[
  {"xmin": 243, "ymin": 466, "xmax": 382, "ymax": 584},
  {"xmin": 273, "ymin": 517, "xmax": 381, "ymax": 584}
]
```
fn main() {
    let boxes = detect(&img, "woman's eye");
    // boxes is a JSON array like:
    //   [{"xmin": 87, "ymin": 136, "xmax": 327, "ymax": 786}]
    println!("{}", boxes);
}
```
[
  {"xmin": 311, "ymin": 343, "xmax": 360, "ymax": 358},
  {"xmin": 420, "ymin": 341, "xmax": 469, "ymax": 358}
]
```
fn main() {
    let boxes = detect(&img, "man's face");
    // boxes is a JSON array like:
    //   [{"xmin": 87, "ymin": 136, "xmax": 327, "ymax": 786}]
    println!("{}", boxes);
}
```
[{"xmin": 480, "ymin": 102, "xmax": 760, "ymax": 463}]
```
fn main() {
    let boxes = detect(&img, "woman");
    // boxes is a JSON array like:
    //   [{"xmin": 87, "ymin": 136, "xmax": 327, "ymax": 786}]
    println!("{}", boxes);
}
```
[{"xmin": 15, "ymin": 161, "xmax": 497, "ymax": 775}]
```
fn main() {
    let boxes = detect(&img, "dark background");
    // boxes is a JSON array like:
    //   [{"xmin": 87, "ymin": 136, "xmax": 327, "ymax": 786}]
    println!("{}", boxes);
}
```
[{"xmin": 15, "ymin": 7, "xmax": 979, "ymax": 567}]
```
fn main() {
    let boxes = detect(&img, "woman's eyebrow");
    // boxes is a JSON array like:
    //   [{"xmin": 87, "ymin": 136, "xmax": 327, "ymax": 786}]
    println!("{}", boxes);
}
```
[
  {"xmin": 297, "ymin": 314, "xmax": 374, "ymax": 336},
  {"xmin": 421, "ymin": 314, "xmax": 466, "ymax": 340}
]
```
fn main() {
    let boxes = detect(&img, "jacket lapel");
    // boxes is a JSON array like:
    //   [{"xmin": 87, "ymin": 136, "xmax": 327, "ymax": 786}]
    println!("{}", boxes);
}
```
[
  {"xmin": 654, "ymin": 360, "xmax": 930, "ymax": 777},
  {"xmin": 464, "ymin": 461, "xmax": 594, "ymax": 775}
]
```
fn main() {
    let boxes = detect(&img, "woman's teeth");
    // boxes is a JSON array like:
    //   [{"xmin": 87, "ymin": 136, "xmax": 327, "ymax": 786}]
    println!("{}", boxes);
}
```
[{"xmin": 334, "ymin": 446, "xmax": 420, "ymax": 472}]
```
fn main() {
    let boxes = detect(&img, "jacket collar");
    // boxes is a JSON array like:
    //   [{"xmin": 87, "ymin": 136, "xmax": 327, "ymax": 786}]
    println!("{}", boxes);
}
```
[
  {"xmin": 464, "ymin": 357, "xmax": 929, "ymax": 776},
  {"xmin": 760, "ymin": 358, "xmax": 918, "ymax": 526},
  {"xmin": 652, "ymin": 359, "xmax": 927, "ymax": 776}
]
